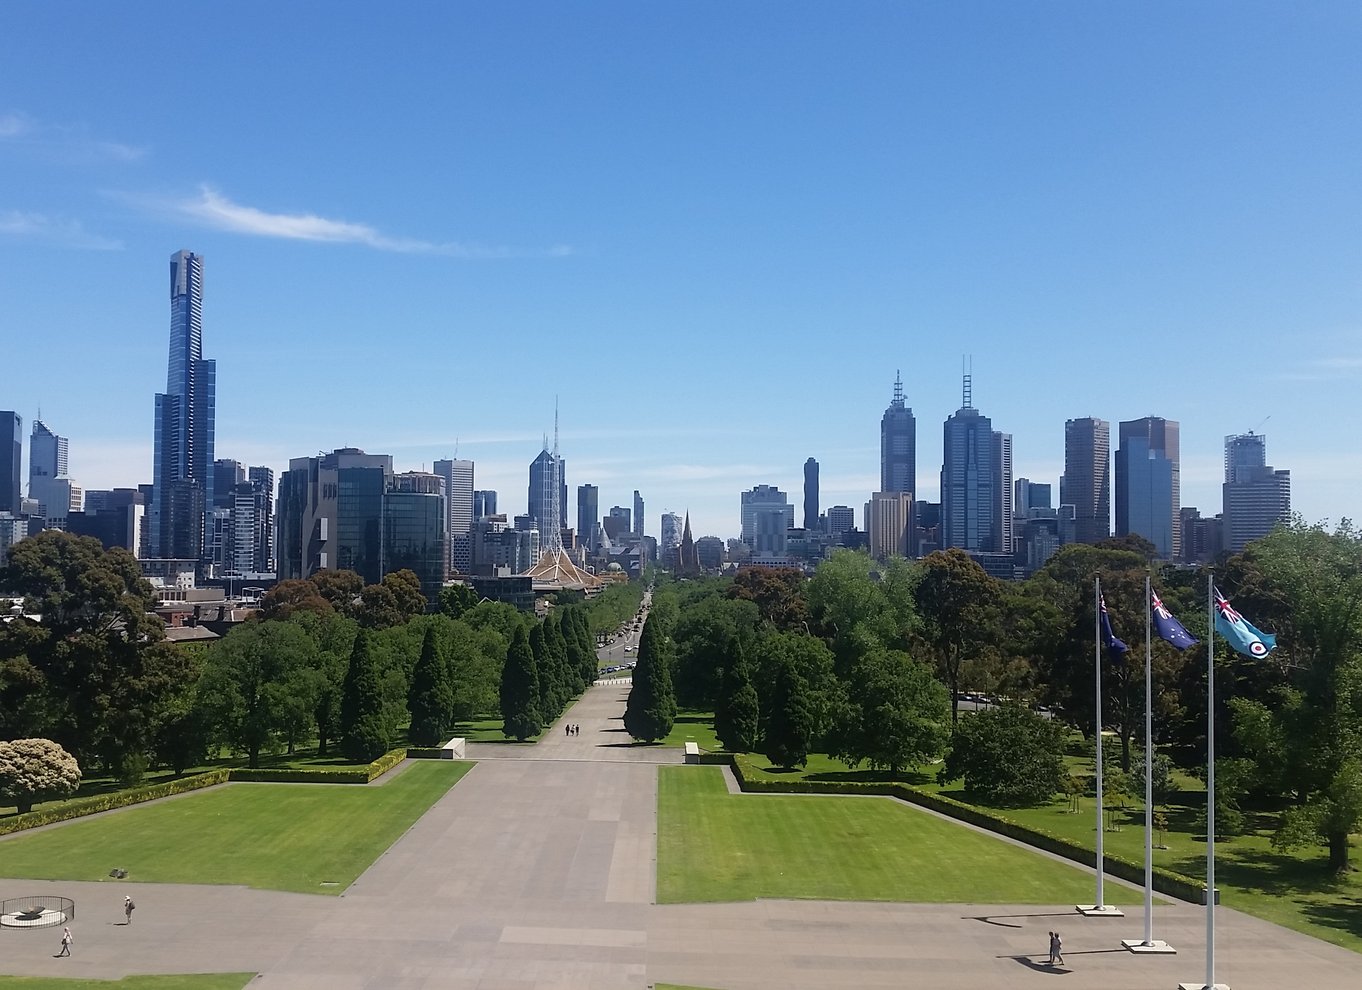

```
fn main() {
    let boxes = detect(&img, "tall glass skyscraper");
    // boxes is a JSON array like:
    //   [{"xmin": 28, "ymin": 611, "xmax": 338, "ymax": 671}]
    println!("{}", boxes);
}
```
[
  {"xmin": 1063, "ymin": 417, "xmax": 1111, "ymax": 545},
  {"xmin": 151, "ymin": 250, "xmax": 216, "ymax": 562},
  {"xmin": 880, "ymin": 372, "xmax": 916, "ymax": 497},
  {"xmin": 1115, "ymin": 416, "xmax": 1180, "ymax": 559},
  {"xmin": 940, "ymin": 376, "xmax": 997, "ymax": 553}
]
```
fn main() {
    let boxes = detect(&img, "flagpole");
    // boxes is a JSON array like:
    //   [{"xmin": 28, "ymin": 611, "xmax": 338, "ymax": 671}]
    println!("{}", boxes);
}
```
[
  {"xmin": 1080, "ymin": 578, "xmax": 1121, "ymax": 917},
  {"xmin": 1206, "ymin": 572, "xmax": 1218, "ymax": 988}
]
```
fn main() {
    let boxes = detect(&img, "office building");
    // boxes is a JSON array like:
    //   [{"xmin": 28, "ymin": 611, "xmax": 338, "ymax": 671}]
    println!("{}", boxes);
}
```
[
  {"xmin": 0, "ymin": 411, "xmax": 21, "ymax": 515},
  {"xmin": 603, "ymin": 506, "xmax": 632, "ymax": 542},
  {"xmin": 660, "ymin": 511, "xmax": 682, "ymax": 565},
  {"xmin": 633, "ymin": 490, "xmax": 645, "ymax": 538},
  {"xmin": 385, "ymin": 471, "xmax": 448, "ymax": 603},
  {"xmin": 1014, "ymin": 478, "xmax": 1052, "ymax": 514},
  {"xmin": 940, "ymin": 376, "xmax": 998, "ymax": 552},
  {"xmin": 150, "ymin": 250, "xmax": 216, "ymax": 563},
  {"xmin": 1180, "ymin": 506, "xmax": 1223, "ymax": 565},
  {"xmin": 577, "ymin": 483, "xmax": 600, "ymax": 553},
  {"xmin": 695, "ymin": 535, "xmax": 725, "ymax": 572},
  {"xmin": 826, "ymin": 505, "xmax": 854, "ymax": 537},
  {"xmin": 435, "ymin": 458, "xmax": 475, "ymax": 572},
  {"xmin": 881, "ymin": 372, "xmax": 917, "ymax": 497},
  {"xmin": 1115, "ymin": 416, "xmax": 1181, "ymax": 559},
  {"xmin": 0, "ymin": 511, "xmax": 28, "ymax": 567},
  {"xmin": 1063, "ymin": 417, "xmax": 1111, "ymax": 545},
  {"xmin": 277, "ymin": 448, "xmax": 392, "ymax": 585},
  {"xmin": 1221, "ymin": 434, "xmax": 1290, "ymax": 553},
  {"xmin": 527, "ymin": 449, "xmax": 566, "ymax": 540},
  {"xmin": 67, "ymin": 488, "xmax": 145, "ymax": 552},
  {"xmin": 992, "ymin": 431, "xmax": 1013, "ymax": 555},
  {"xmin": 740, "ymin": 485, "xmax": 793, "ymax": 556},
  {"xmin": 28, "ymin": 419, "xmax": 78, "ymax": 529},
  {"xmin": 213, "ymin": 459, "xmax": 245, "ymax": 507},
  {"xmin": 865, "ymin": 491, "xmax": 913, "ymax": 561},
  {"xmin": 803, "ymin": 457, "xmax": 819, "ymax": 530}
]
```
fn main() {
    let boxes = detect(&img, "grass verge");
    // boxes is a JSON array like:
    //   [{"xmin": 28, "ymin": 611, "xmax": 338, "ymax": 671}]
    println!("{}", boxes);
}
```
[
  {"xmin": 657, "ymin": 765, "xmax": 1139, "ymax": 905},
  {"xmin": 0, "ymin": 760, "xmax": 473, "ymax": 894}
]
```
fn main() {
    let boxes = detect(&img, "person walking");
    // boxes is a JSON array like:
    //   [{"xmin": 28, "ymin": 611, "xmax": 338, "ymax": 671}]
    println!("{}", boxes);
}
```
[
  {"xmin": 1051, "ymin": 931, "xmax": 1064, "ymax": 966},
  {"xmin": 57, "ymin": 926, "xmax": 72, "ymax": 956},
  {"xmin": 124, "ymin": 895, "xmax": 135, "ymax": 925}
]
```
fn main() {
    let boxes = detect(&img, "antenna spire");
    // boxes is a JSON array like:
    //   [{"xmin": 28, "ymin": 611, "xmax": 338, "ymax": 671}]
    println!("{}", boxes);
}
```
[{"xmin": 962, "ymin": 355, "xmax": 973, "ymax": 409}]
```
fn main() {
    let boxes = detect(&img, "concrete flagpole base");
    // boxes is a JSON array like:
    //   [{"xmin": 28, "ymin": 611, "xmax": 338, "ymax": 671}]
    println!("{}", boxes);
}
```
[
  {"xmin": 1076, "ymin": 904, "xmax": 1126, "ymax": 917},
  {"xmin": 1176, "ymin": 983, "xmax": 1229, "ymax": 989},
  {"xmin": 1122, "ymin": 938, "xmax": 1176, "ymax": 954}
]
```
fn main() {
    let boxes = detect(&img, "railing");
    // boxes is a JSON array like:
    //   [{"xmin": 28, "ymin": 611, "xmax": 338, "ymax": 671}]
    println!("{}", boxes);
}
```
[{"xmin": 0, "ymin": 895, "xmax": 75, "ymax": 929}]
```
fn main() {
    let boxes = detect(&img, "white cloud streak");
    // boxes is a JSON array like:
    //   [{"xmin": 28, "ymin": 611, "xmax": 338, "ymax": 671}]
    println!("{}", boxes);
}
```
[
  {"xmin": 0, "ymin": 111, "xmax": 146, "ymax": 162},
  {"xmin": 130, "ymin": 186, "xmax": 569, "ymax": 259},
  {"xmin": 0, "ymin": 211, "xmax": 122, "ymax": 250}
]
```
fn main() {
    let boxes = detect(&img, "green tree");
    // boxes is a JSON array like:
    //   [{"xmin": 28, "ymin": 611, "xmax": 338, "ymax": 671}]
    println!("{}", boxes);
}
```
[
  {"xmin": 752, "ymin": 630, "xmax": 840, "ymax": 743},
  {"xmin": 546, "ymin": 610, "xmax": 581, "ymax": 698},
  {"xmin": 1228, "ymin": 520, "xmax": 1362, "ymax": 871},
  {"xmin": 806, "ymin": 550, "xmax": 918, "ymax": 673},
  {"xmin": 438, "ymin": 582, "xmax": 479, "ymax": 619},
  {"xmin": 761, "ymin": 657, "xmax": 814, "ymax": 769},
  {"xmin": 0, "ymin": 738, "xmax": 81, "ymax": 814},
  {"xmin": 727, "ymin": 565, "xmax": 808, "ymax": 631},
  {"xmin": 714, "ymin": 636, "xmax": 760, "ymax": 753},
  {"xmin": 939, "ymin": 705, "xmax": 1067, "ymax": 806},
  {"xmin": 500, "ymin": 624, "xmax": 541, "ymax": 741},
  {"xmin": 290, "ymin": 610, "xmax": 357, "ymax": 756},
  {"xmin": 339, "ymin": 629, "xmax": 394, "ymax": 762},
  {"xmin": 913, "ymin": 549, "xmax": 1004, "ymax": 725},
  {"xmin": 309, "ymin": 569, "xmax": 365, "ymax": 617},
  {"xmin": 671, "ymin": 596, "xmax": 760, "ymax": 708},
  {"xmin": 200, "ymin": 621, "xmax": 318, "ymax": 768},
  {"xmin": 408, "ymin": 625, "xmax": 454, "ymax": 746},
  {"xmin": 530, "ymin": 622, "xmax": 560, "ymax": 722},
  {"xmin": 259, "ymin": 579, "xmax": 335, "ymax": 622},
  {"xmin": 624, "ymin": 614, "xmax": 677, "ymax": 742},
  {"xmin": 832, "ymin": 647, "xmax": 949, "ymax": 776}
]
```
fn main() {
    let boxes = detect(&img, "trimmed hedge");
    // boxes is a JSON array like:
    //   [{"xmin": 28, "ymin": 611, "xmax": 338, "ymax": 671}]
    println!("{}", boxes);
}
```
[
  {"xmin": 365, "ymin": 748, "xmax": 407, "ymax": 781},
  {"xmin": 728, "ymin": 754, "xmax": 1205, "ymax": 904},
  {"xmin": 695, "ymin": 751, "xmax": 734, "ymax": 766},
  {"xmin": 406, "ymin": 747, "xmax": 447, "ymax": 760},
  {"xmin": 226, "ymin": 748, "xmax": 408, "ymax": 784},
  {"xmin": 0, "ymin": 769, "xmax": 230, "ymax": 837}
]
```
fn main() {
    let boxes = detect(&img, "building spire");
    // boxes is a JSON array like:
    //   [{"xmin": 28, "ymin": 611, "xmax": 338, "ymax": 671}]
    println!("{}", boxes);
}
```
[
  {"xmin": 892, "ymin": 370, "xmax": 904, "ymax": 408},
  {"xmin": 962, "ymin": 355, "xmax": 973, "ymax": 409}
]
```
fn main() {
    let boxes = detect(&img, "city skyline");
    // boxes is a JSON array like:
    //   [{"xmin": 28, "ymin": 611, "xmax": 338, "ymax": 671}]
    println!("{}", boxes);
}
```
[{"xmin": 2, "ymin": 6, "xmax": 1358, "ymax": 539}]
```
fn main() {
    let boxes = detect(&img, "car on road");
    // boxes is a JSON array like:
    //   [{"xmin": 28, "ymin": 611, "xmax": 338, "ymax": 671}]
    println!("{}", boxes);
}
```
[{"xmin": 624, "ymin": 645, "xmax": 634, "ymax": 652}]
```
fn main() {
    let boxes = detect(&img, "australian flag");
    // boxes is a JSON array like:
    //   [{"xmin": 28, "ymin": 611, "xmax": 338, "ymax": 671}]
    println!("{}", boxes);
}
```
[
  {"xmin": 1100, "ymin": 595, "xmax": 1129, "ymax": 659},
  {"xmin": 1151, "ymin": 589, "xmax": 1199, "ymax": 650},
  {"xmin": 1214, "ymin": 588, "xmax": 1277, "ymax": 659}
]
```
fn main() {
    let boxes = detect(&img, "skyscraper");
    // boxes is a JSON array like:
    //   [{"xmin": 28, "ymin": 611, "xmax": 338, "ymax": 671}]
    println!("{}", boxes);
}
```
[
  {"xmin": 660, "ymin": 511, "xmax": 682, "ymax": 563},
  {"xmin": 633, "ymin": 490, "xmax": 645, "ymax": 538},
  {"xmin": 527, "ymin": 448, "xmax": 566, "ymax": 543},
  {"xmin": 992, "ymin": 431, "xmax": 1013, "ymax": 555},
  {"xmin": 865, "ymin": 491, "xmax": 913, "ymax": 561},
  {"xmin": 1115, "ymin": 416, "xmax": 1180, "ymax": 559},
  {"xmin": 151, "ymin": 250, "xmax": 216, "ymax": 562},
  {"xmin": 435, "ymin": 458, "xmax": 475, "ymax": 570},
  {"xmin": 1063, "ymin": 417, "xmax": 1111, "ymax": 545},
  {"xmin": 803, "ymin": 457, "xmax": 819, "ymax": 531},
  {"xmin": 385, "ymin": 470, "xmax": 448, "ymax": 603},
  {"xmin": 880, "ymin": 372, "xmax": 916, "ymax": 497},
  {"xmin": 825, "ymin": 505, "xmax": 855, "ymax": 536},
  {"xmin": 0, "ymin": 411, "xmax": 21, "ymax": 514},
  {"xmin": 577, "ymin": 483, "xmax": 599, "ymax": 552},
  {"xmin": 277, "ymin": 447, "xmax": 392, "ymax": 585},
  {"xmin": 28, "ymin": 419, "xmax": 76, "ymax": 527},
  {"xmin": 940, "ymin": 375, "xmax": 996, "ymax": 552},
  {"xmin": 1222, "ymin": 433, "xmax": 1290, "ymax": 553},
  {"xmin": 740, "ymin": 485, "xmax": 793, "ymax": 556},
  {"xmin": 473, "ymin": 490, "xmax": 497, "ymax": 519}
]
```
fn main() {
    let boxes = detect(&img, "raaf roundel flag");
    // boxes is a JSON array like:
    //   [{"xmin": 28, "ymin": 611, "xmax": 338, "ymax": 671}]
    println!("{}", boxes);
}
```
[
  {"xmin": 1151, "ymin": 589, "xmax": 1199, "ymax": 650},
  {"xmin": 1213, "ymin": 587, "xmax": 1277, "ymax": 659},
  {"xmin": 1100, "ymin": 595, "xmax": 1129, "ymax": 659}
]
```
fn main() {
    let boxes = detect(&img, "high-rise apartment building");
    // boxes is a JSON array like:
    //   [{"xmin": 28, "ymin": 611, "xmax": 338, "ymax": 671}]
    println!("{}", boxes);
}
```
[
  {"xmin": 940, "ymin": 377, "xmax": 997, "ymax": 553},
  {"xmin": 865, "ymin": 491, "xmax": 913, "ymax": 561},
  {"xmin": 577, "ymin": 484, "xmax": 599, "ymax": 552},
  {"xmin": 0, "ymin": 411, "xmax": 21, "ymax": 515},
  {"xmin": 1221, "ymin": 433, "xmax": 1290, "ymax": 553},
  {"xmin": 151, "ymin": 250, "xmax": 216, "ymax": 563},
  {"xmin": 633, "ymin": 490, "xmax": 645, "ymax": 538},
  {"xmin": 1115, "ymin": 416, "xmax": 1180, "ymax": 559},
  {"xmin": 803, "ymin": 457, "xmax": 819, "ymax": 531},
  {"xmin": 1063, "ymin": 417, "xmax": 1111, "ymax": 545},
  {"xmin": 740, "ymin": 485, "xmax": 793, "ymax": 556},
  {"xmin": 880, "ymin": 372, "xmax": 916, "ymax": 497},
  {"xmin": 992, "ymin": 431, "xmax": 1013, "ymax": 555}
]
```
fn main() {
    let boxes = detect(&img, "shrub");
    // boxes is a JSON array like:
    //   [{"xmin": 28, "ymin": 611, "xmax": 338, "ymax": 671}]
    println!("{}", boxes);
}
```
[
  {"xmin": 0, "ymin": 738, "xmax": 83, "ymax": 814},
  {"xmin": 0, "ymin": 770, "xmax": 228, "ymax": 836}
]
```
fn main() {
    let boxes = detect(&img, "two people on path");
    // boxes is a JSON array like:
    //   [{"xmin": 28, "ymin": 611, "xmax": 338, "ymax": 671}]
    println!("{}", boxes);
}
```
[
  {"xmin": 1047, "ymin": 931, "xmax": 1064, "ymax": 966},
  {"xmin": 56, "ymin": 926, "xmax": 72, "ymax": 956}
]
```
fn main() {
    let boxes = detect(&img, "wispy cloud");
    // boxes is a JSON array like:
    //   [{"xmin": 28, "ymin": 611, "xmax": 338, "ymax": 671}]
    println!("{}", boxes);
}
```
[
  {"xmin": 0, "ymin": 111, "xmax": 146, "ymax": 163},
  {"xmin": 123, "ymin": 185, "xmax": 569, "ymax": 258},
  {"xmin": 1273, "ymin": 354, "xmax": 1362, "ymax": 383},
  {"xmin": 0, "ymin": 211, "xmax": 122, "ymax": 250}
]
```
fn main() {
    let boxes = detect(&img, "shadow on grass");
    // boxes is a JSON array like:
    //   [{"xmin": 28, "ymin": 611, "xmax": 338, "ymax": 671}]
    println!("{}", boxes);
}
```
[{"xmin": 1299, "ymin": 894, "xmax": 1362, "ymax": 941}]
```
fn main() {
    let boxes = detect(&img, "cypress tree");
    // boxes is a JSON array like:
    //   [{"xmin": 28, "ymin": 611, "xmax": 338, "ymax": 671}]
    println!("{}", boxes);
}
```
[
  {"xmin": 762, "ymin": 657, "xmax": 814, "ymax": 769},
  {"xmin": 408, "ymin": 624, "xmax": 454, "ymax": 747},
  {"xmin": 500, "ymin": 624, "xmax": 541, "ymax": 741},
  {"xmin": 530, "ymin": 622, "xmax": 558, "ymax": 721},
  {"xmin": 571, "ymin": 607, "xmax": 599, "ymax": 684},
  {"xmin": 715, "ymin": 635, "xmax": 760, "ymax": 753},
  {"xmin": 623, "ymin": 614, "xmax": 676, "ymax": 742},
  {"xmin": 340, "ymin": 629, "xmax": 393, "ymax": 762},
  {"xmin": 548, "ymin": 610, "xmax": 583, "ymax": 697}
]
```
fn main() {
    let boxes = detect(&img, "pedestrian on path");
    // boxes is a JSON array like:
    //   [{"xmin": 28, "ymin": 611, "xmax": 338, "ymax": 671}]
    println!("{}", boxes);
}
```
[
  {"xmin": 565, "ymin": 724, "xmax": 570, "ymax": 736},
  {"xmin": 1049, "ymin": 931, "xmax": 1064, "ymax": 966},
  {"xmin": 56, "ymin": 926, "xmax": 72, "ymax": 956},
  {"xmin": 124, "ymin": 895, "xmax": 135, "ymax": 925}
]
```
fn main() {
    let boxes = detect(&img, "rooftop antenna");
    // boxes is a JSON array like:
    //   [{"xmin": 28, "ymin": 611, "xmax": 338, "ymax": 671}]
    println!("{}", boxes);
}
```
[
  {"xmin": 892, "ymin": 370, "xmax": 904, "ymax": 407},
  {"xmin": 962, "ymin": 355, "xmax": 973, "ymax": 409}
]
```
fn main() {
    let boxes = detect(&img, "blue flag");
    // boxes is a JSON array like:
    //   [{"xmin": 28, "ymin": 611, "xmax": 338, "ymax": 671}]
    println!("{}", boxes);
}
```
[
  {"xmin": 1151, "ymin": 589, "xmax": 1199, "ymax": 650},
  {"xmin": 1213, "ymin": 587, "xmax": 1277, "ymax": 659},
  {"xmin": 1100, "ymin": 595, "xmax": 1129, "ymax": 659}
]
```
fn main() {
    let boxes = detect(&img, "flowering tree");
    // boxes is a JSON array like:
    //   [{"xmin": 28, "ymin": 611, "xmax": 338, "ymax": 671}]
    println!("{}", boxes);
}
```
[{"xmin": 0, "ymin": 737, "xmax": 82, "ymax": 814}]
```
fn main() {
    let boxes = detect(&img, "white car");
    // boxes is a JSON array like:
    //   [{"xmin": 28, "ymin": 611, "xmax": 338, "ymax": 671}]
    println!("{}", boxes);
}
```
[{"xmin": 624, "ymin": 645, "xmax": 634, "ymax": 652}]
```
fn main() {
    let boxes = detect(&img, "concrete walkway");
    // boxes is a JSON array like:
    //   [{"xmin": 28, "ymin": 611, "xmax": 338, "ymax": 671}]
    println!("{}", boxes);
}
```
[{"xmin": 3, "ymin": 680, "xmax": 1360, "ymax": 989}]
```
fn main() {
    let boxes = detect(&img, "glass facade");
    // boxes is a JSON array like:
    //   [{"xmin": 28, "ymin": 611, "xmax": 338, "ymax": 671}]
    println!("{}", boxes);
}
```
[
  {"xmin": 336, "ymin": 465, "xmax": 386, "ymax": 585},
  {"xmin": 384, "ymin": 475, "xmax": 447, "ymax": 603}
]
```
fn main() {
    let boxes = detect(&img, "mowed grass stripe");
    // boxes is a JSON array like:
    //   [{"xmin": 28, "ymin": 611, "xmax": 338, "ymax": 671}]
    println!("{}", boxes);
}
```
[
  {"xmin": 0, "ymin": 975, "xmax": 255, "ymax": 989},
  {"xmin": 0, "ymin": 760, "xmax": 473, "ymax": 894},
  {"xmin": 657, "ymin": 766, "xmax": 1141, "ymax": 905}
]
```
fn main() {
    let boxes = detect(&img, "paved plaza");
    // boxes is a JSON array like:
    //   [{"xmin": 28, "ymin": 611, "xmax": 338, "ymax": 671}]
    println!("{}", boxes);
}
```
[{"xmin": 2, "ymin": 681, "xmax": 1359, "ymax": 989}]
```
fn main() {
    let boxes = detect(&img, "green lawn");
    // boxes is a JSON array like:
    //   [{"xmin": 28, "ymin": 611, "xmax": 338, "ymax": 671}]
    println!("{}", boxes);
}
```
[
  {"xmin": 657, "ymin": 766, "xmax": 1139, "ymax": 905},
  {"xmin": 0, "ymin": 976, "xmax": 254, "ymax": 990},
  {"xmin": 0, "ymin": 760, "xmax": 473, "ymax": 894},
  {"xmin": 734, "ymin": 752, "xmax": 1362, "ymax": 953},
  {"xmin": 660, "ymin": 710, "xmax": 722, "ymax": 751}
]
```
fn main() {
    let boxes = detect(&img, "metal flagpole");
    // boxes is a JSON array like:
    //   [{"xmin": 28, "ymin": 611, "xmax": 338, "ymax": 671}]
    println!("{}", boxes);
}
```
[
  {"xmin": 1124, "ymin": 575, "xmax": 1173, "ymax": 952},
  {"xmin": 1080, "ymin": 578, "xmax": 1121, "ymax": 917},
  {"xmin": 1206, "ymin": 573, "xmax": 1218, "ymax": 987}
]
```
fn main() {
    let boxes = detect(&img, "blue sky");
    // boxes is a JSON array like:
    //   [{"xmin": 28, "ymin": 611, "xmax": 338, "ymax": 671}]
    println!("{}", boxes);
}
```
[{"xmin": 2, "ymin": 3, "xmax": 1359, "ymax": 541}]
